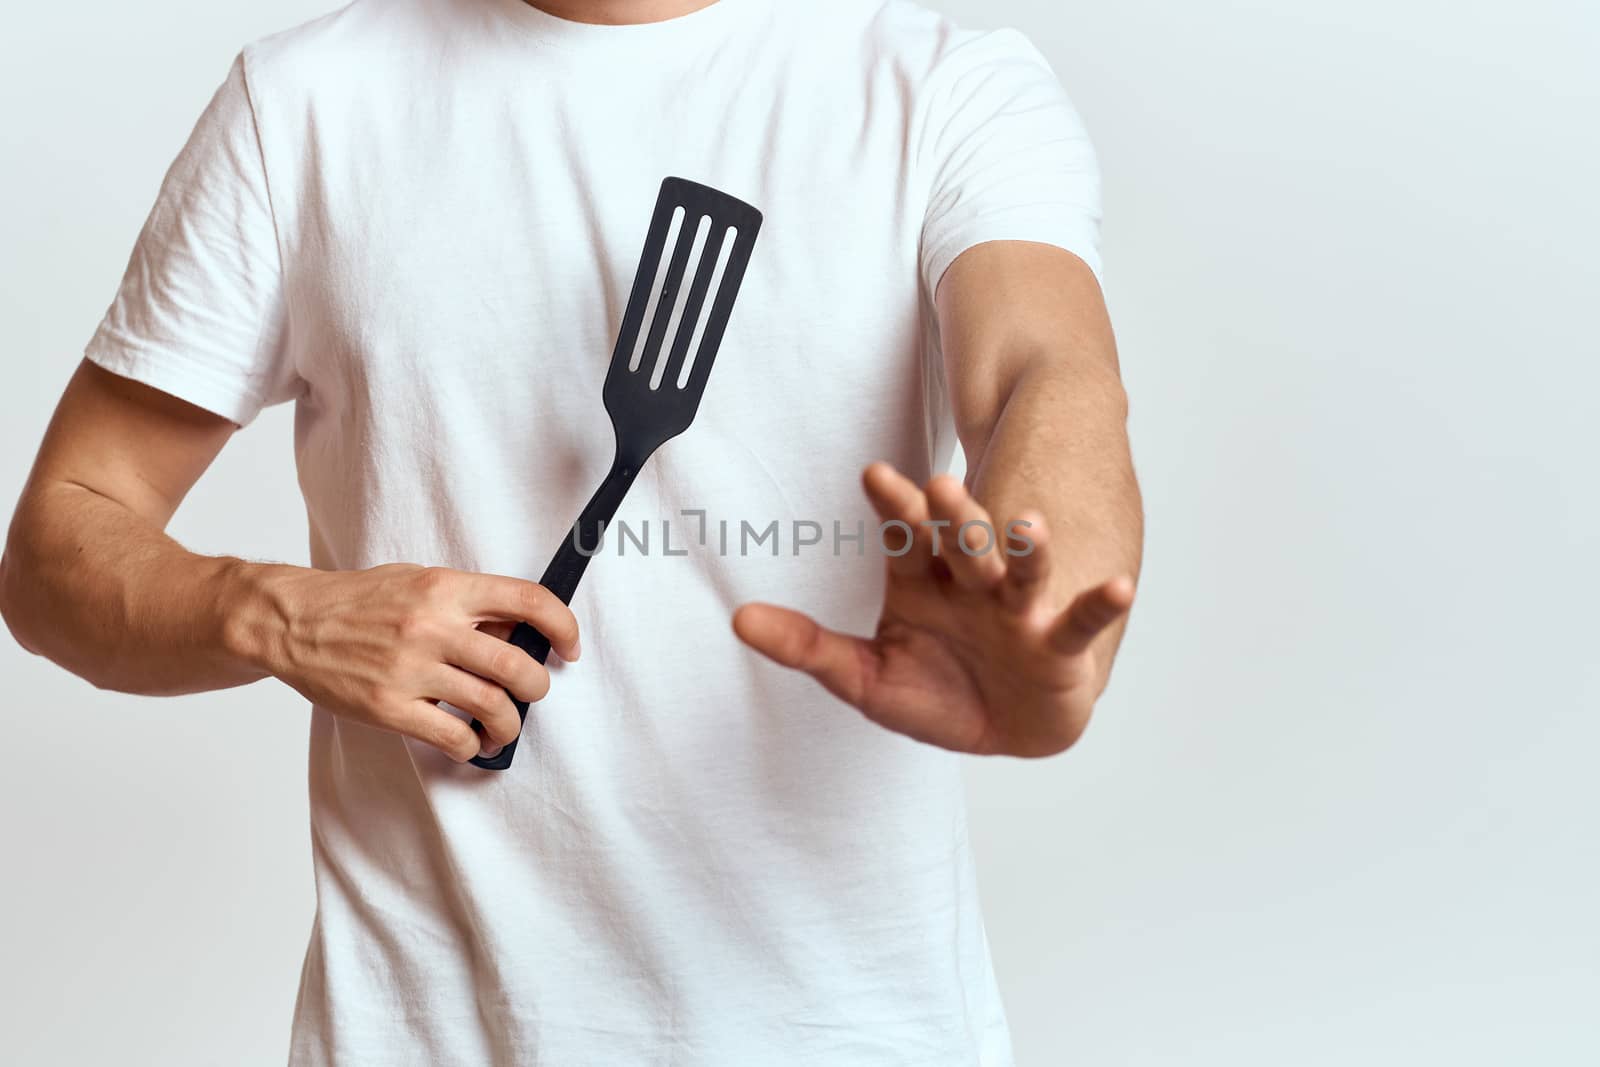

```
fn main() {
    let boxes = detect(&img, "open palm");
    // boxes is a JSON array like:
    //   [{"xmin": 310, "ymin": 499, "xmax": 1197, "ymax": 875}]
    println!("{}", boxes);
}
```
[{"xmin": 734, "ymin": 463, "xmax": 1135, "ymax": 757}]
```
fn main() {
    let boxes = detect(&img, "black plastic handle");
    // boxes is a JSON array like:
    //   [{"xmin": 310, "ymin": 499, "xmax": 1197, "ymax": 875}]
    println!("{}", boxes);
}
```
[{"xmin": 469, "ymin": 460, "xmax": 639, "ymax": 770}]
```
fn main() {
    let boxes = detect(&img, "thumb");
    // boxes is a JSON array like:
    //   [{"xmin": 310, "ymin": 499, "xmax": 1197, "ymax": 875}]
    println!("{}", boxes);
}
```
[{"xmin": 733, "ymin": 603, "xmax": 874, "ymax": 708}]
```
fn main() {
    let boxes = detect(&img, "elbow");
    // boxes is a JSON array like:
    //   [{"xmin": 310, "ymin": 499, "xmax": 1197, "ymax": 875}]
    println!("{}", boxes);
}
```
[
  {"xmin": 0, "ymin": 546, "xmax": 41, "ymax": 656},
  {"xmin": 1077, "ymin": 362, "xmax": 1130, "ymax": 427},
  {"xmin": 0, "ymin": 546, "xmax": 118, "ymax": 691},
  {"xmin": 0, "ymin": 511, "xmax": 51, "ymax": 659}
]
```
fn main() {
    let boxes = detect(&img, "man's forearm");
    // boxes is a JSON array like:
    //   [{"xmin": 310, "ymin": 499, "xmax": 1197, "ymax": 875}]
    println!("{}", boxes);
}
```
[
  {"xmin": 0, "ymin": 482, "xmax": 276, "ymax": 696},
  {"xmin": 3, "ymin": 468, "xmax": 581, "ymax": 762},
  {"xmin": 966, "ymin": 355, "xmax": 1143, "ymax": 678}
]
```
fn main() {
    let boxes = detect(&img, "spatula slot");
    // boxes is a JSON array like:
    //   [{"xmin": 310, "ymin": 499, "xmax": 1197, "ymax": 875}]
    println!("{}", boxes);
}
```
[
  {"xmin": 675, "ymin": 225, "xmax": 741, "ymax": 390},
  {"xmin": 627, "ymin": 205, "xmax": 687, "ymax": 374},
  {"xmin": 649, "ymin": 213, "xmax": 714, "ymax": 390}
]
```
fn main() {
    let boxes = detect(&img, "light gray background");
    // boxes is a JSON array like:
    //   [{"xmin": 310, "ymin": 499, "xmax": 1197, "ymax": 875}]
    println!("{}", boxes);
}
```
[{"xmin": 2, "ymin": 1, "xmax": 1596, "ymax": 1063}]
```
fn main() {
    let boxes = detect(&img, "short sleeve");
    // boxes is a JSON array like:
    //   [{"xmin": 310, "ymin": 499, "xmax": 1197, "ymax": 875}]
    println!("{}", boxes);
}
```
[
  {"xmin": 917, "ymin": 29, "xmax": 1103, "ymax": 300},
  {"xmin": 85, "ymin": 53, "xmax": 295, "ymax": 427}
]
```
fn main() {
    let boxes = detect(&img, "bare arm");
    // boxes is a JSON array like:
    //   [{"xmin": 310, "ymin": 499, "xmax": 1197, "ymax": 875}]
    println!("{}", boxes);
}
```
[
  {"xmin": 943, "ymin": 241, "xmax": 1143, "ymax": 687},
  {"xmin": 735, "ymin": 241, "xmax": 1143, "ymax": 756},
  {"xmin": 0, "ymin": 361, "xmax": 580, "ymax": 761},
  {"xmin": 1, "ymin": 361, "xmax": 252, "ymax": 693}
]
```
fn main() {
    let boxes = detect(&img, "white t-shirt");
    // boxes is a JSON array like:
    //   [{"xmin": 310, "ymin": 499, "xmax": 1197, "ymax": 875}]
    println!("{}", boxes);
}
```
[{"xmin": 86, "ymin": 0, "xmax": 1101, "ymax": 1062}]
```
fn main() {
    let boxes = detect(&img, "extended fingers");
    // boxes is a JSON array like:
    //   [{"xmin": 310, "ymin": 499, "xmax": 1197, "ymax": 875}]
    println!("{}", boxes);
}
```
[
  {"xmin": 862, "ymin": 463, "xmax": 936, "ymax": 577},
  {"xmin": 1000, "ymin": 511, "xmax": 1053, "ymax": 612},
  {"xmin": 867, "ymin": 464, "xmax": 1049, "ymax": 601},
  {"xmin": 733, "ymin": 603, "xmax": 875, "ymax": 709},
  {"xmin": 925, "ymin": 475, "xmax": 1006, "ymax": 591},
  {"xmin": 1048, "ymin": 578, "xmax": 1137, "ymax": 656}
]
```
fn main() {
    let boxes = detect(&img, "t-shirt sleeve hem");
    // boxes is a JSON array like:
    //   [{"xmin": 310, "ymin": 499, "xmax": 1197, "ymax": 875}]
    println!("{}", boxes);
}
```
[
  {"xmin": 84, "ymin": 334, "xmax": 267, "ymax": 427},
  {"xmin": 922, "ymin": 211, "xmax": 1104, "ymax": 302}
]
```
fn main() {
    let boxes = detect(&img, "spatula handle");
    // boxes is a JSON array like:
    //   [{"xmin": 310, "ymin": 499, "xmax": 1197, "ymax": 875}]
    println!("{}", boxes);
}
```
[{"xmin": 470, "ymin": 461, "xmax": 640, "ymax": 771}]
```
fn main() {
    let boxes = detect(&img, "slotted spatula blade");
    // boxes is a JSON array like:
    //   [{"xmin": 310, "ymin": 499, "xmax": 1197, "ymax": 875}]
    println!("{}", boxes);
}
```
[{"xmin": 470, "ymin": 177, "xmax": 763, "ymax": 771}]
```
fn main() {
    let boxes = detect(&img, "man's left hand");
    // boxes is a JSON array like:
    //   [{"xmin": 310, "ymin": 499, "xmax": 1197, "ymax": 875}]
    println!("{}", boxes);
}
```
[{"xmin": 734, "ymin": 462, "xmax": 1135, "ymax": 757}]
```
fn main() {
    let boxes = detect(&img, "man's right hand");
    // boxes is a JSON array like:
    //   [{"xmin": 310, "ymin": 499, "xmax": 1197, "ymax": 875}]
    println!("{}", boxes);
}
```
[
  {"xmin": 237, "ymin": 563, "xmax": 580, "ymax": 763},
  {"xmin": 0, "ymin": 364, "xmax": 581, "ymax": 764}
]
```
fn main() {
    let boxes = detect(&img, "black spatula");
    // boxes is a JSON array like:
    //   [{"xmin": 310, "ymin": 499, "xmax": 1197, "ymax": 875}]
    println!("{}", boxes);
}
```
[{"xmin": 470, "ymin": 177, "xmax": 763, "ymax": 771}]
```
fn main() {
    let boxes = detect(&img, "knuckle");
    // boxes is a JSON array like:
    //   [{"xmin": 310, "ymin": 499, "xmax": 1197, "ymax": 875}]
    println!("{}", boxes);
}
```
[
  {"xmin": 422, "ymin": 716, "xmax": 450, "ymax": 745},
  {"xmin": 518, "ymin": 663, "xmax": 552, "ymax": 704},
  {"xmin": 358, "ymin": 683, "xmax": 397, "ymax": 716},
  {"xmin": 531, "ymin": 595, "xmax": 578, "ymax": 644},
  {"xmin": 477, "ymin": 698, "xmax": 522, "ymax": 742},
  {"xmin": 416, "ymin": 567, "xmax": 454, "ymax": 600},
  {"xmin": 516, "ymin": 580, "xmax": 549, "ymax": 618},
  {"xmin": 484, "ymin": 714, "xmax": 521, "ymax": 746},
  {"xmin": 487, "ymin": 644, "xmax": 523, "ymax": 685},
  {"xmin": 429, "ymin": 719, "xmax": 474, "ymax": 759},
  {"xmin": 395, "ymin": 611, "xmax": 434, "ymax": 643},
  {"xmin": 470, "ymin": 675, "xmax": 511, "ymax": 714},
  {"xmin": 554, "ymin": 609, "xmax": 580, "ymax": 644}
]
